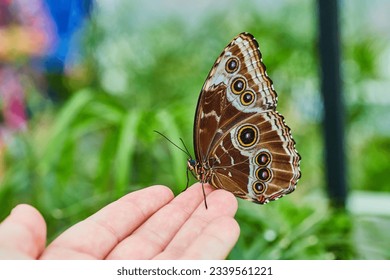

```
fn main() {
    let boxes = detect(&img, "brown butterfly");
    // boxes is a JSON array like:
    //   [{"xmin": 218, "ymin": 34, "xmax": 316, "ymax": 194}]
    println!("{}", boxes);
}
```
[{"xmin": 187, "ymin": 32, "xmax": 301, "ymax": 206}]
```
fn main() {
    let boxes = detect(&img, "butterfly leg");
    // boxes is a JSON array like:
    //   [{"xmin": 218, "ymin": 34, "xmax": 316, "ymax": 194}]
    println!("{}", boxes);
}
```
[
  {"xmin": 201, "ymin": 181, "xmax": 208, "ymax": 209},
  {"xmin": 182, "ymin": 167, "xmax": 190, "ymax": 192}
]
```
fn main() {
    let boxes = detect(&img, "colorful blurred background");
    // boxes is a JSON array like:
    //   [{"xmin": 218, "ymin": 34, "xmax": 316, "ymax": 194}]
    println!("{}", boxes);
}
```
[{"xmin": 1, "ymin": 0, "xmax": 389, "ymax": 259}]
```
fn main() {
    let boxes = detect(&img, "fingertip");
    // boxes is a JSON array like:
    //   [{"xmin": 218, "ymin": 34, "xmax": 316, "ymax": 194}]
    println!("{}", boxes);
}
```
[
  {"xmin": 211, "ymin": 189, "xmax": 238, "ymax": 204},
  {"xmin": 186, "ymin": 182, "xmax": 213, "ymax": 193},
  {"xmin": 12, "ymin": 204, "xmax": 42, "ymax": 217},
  {"xmin": 188, "ymin": 183, "xmax": 238, "ymax": 214},
  {"xmin": 206, "ymin": 189, "xmax": 238, "ymax": 215},
  {"xmin": 148, "ymin": 184, "xmax": 175, "ymax": 199},
  {"xmin": 11, "ymin": 204, "xmax": 47, "ymax": 232},
  {"xmin": 120, "ymin": 185, "xmax": 175, "ymax": 205},
  {"xmin": 1, "ymin": 204, "xmax": 47, "ymax": 259}
]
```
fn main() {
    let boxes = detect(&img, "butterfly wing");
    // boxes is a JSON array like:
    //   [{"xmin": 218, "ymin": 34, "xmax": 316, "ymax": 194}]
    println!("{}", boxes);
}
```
[
  {"xmin": 194, "ymin": 32, "xmax": 277, "ymax": 162},
  {"xmin": 193, "ymin": 32, "xmax": 300, "ymax": 204},
  {"xmin": 209, "ymin": 111, "xmax": 301, "ymax": 203}
]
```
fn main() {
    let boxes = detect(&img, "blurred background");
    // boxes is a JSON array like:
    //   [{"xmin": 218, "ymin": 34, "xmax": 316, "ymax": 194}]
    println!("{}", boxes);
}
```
[{"xmin": 0, "ymin": 0, "xmax": 389, "ymax": 259}]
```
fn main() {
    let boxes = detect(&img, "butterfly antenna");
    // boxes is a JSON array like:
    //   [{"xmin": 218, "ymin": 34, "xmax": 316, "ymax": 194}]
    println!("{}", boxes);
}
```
[
  {"xmin": 180, "ymin": 138, "xmax": 194, "ymax": 159},
  {"xmin": 154, "ymin": 130, "xmax": 192, "ymax": 158}
]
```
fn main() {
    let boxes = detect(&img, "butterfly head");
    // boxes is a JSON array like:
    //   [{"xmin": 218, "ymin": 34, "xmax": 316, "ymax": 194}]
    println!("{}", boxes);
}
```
[
  {"xmin": 187, "ymin": 158, "xmax": 197, "ymax": 170},
  {"xmin": 187, "ymin": 158, "xmax": 199, "ymax": 180},
  {"xmin": 188, "ymin": 157, "xmax": 203, "ymax": 179}
]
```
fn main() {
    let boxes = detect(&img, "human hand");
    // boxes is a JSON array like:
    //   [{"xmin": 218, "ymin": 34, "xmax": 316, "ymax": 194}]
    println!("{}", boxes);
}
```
[{"xmin": 0, "ymin": 183, "xmax": 240, "ymax": 260}]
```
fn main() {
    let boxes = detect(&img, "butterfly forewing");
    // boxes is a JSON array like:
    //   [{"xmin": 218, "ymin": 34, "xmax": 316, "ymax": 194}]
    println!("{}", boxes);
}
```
[{"xmin": 192, "ymin": 32, "xmax": 300, "ymax": 204}]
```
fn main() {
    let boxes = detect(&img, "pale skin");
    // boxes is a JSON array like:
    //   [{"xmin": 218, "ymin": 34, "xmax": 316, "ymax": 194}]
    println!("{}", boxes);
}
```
[{"xmin": 0, "ymin": 183, "xmax": 240, "ymax": 260}]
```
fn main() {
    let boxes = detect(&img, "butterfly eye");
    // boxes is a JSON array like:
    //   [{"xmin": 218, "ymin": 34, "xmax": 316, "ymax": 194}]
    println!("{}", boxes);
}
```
[
  {"xmin": 187, "ymin": 159, "xmax": 197, "ymax": 171},
  {"xmin": 225, "ymin": 57, "xmax": 239, "ymax": 73},
  {"xmin": 231, "ymin": 77, "xmax": 246, "ymax": 94},
  {"xmin": 240, "ymin": 90, "xmax": 255, "ymax": 106},
  {"xmin": 237, "ymin": 125, "xmax": 258, "ymax": 147},
  {"xmin": 255, "ymin": 151, "xmax": 271, "ymax": 166},
  {"xmin": 189, "ymin": 159, "xmax": 196, "ymax": 167},
  {"xmin": 252, "ymin": 182, "xmax": 267, "ymax": 195},
  {"xmin": 256, "ymin": 167, "xmax": 272, "ymax": 182}
]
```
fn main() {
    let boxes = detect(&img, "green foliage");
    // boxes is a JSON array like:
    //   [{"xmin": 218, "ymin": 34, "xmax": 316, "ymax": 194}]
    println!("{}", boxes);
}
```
[
  {"xmin": 1, "ymin": 0, "xmax": 389, "ymax": 259},
  {"xmin": 358, "ymin": 137, "xmax": 390, "ymax": 192},
  {"xmin": 231, "ymin": 200, "xmax": 355, "ymax": 259}
]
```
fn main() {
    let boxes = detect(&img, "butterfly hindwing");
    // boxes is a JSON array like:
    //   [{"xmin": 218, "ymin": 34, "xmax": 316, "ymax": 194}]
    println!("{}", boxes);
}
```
[{"xmin": 209, "ymin": 110, "xmax": 300, "ymax": 203}]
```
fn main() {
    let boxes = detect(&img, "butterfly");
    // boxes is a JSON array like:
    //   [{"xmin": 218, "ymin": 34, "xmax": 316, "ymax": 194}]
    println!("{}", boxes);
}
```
[{"xmin": 187, "ymin": 32, "xmax": 301, "ymax": 206}]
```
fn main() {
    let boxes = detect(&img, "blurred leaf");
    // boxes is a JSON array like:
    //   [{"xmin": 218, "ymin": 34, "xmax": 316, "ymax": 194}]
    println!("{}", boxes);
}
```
[{"xmin": 114, "ymin": 109, "xmax": 141, "ymax": 195}]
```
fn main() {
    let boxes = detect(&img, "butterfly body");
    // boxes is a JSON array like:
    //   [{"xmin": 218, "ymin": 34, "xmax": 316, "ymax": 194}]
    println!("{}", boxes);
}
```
[{"xmin": 189, "ymin": 32, "xmax": 301, "ymax": 204}]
